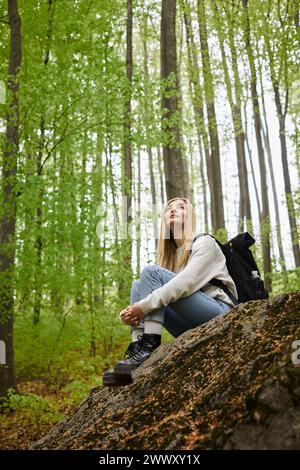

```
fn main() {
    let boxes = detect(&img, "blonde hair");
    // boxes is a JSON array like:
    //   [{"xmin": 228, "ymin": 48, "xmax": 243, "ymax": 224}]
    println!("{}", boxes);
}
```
[{"xmin": 156, "ymin": 197, "xmax": 197, "ymax": 272}]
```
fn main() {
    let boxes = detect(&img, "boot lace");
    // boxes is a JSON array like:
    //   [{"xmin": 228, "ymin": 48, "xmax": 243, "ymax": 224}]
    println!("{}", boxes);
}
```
[{"xmin": 124, "ymin": 334, "xmax": 143, "ymax": 358}]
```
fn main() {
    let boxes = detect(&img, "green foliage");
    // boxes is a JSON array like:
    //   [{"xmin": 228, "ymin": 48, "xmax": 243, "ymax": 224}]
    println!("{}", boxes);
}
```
[
  {"xmin": 0, "ymin": 388, "xmax": 63, "ymax": 429},
  {"xmin": 61, "ymin": 376, "xmax": 100, "ymax": 403},
  {"xmin": 213, "ymin": 228, "xmax": 228, "ymax": 244},
  {"xmin": 14, "ymin": 308, "xmax": 129, "ymax": 383},
  {"xmin": 269, "ymin": 268, "xmax": 300, "ymax": 295}
]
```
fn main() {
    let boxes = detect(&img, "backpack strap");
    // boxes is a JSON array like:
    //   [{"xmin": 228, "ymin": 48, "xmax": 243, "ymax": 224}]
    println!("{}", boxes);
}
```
[
  {"xmin": 189, "ymin": 233, "xmax": 239, "ymax": 306},
  {"xmin": 209, "ymin": 278, "xmax": 239, "ymax": 306},
  {"xmin": 188, "ymin": 233, "xmax": 206, "ymax": 254}
]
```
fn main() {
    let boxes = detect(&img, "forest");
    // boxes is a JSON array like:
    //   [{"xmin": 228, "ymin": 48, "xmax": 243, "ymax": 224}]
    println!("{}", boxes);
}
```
[{"xmin": 0, "ymin": 0, "xmax": 299, "ymax": 449}]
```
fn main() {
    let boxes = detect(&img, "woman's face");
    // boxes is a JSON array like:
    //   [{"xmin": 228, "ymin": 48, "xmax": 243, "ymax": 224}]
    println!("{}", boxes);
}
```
[{"xmin": 164, "ymin": 199, "xmax": 188, "ymax": 236}]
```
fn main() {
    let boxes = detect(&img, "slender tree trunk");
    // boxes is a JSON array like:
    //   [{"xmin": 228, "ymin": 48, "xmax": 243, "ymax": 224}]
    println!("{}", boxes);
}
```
[
  {"xmin": 199, "ymin": 139, "xmax": 209, "ymax": 232},
  {"xmin": 17, "ymin": 151, "xmax": 33, "ymax": 312},
  {"xmin": 161, "ymin": 0, "xmax": 190, "ymax": 200},
  {"xmin": 0, "ymin": 0, "xmax": 21, "ymax": 397},
  {"xmin": 243, "ymin": 103, "xmax": 261, "ymax": 219},
  {"xmin": 33, "ymin": 0, "xmax": 56, "ymax": 324},
  {"xmin": 258, "ymin": 61, "xmax": 288, "ymax": 275},
  {"xmin": 147, "ymin": 146, "xmax": 159, "ymax": 248},
  {"xmin": 119, "ymin": 0, "xmax": 133, "ymax": 300},
  {"xmin": 242, "ymin": 0, "xmax": 272, "ymax": 292},
  {"xmin": 32, "ymin": 120, "xmax": 44, "ymax": 324},
  {"xmin": 73, "ymin": 130, "xmax": 88, "ymax": 307},
  {"xmin": 263, "ymin": 11, "xmax": 300, "ymax": 267},
  {"xmin": 294, "ymin": 3, "xmax": 300, "ymax": 47},
  {"xmin": 87, "ymin": 130, "xmax": 104, "ymax": 312},
  {"xmin": 136, "ymin": 147, "xmax": 141, "ymax": 276},
  {"xmin": 49, "ymin": 149, "xmax": 64, "ymax": 314},
  {"xmin": 188, "ymin": 137, "xmax": 195, "ymax": 206},
  {"xmin": 276, "ymin": 93, "xmax": 300, "ymax": 266},
  {"xmin": 100, "ymin": 146, "xmax": 111, "ymax": 308},
  {"xmin": 141, "ymin": 21, "xmax": 159, "ymax": 248},
  {"xmin": 197, "ymin": 0, "xmax": 225, "ymax": 233},
  {"xmin": 213, "ymin": 1, "xmax": 252, "ymax": 234},
  {"xmin": 294, "ymin": 124, "xmax": 300, "ymax": 185},
  {"xmin": 124, "ymin": 0, "xmax": 133, "ymax": 236},
  {"xmin": 181, "ymin": 0, "xmax": 209, "ymax": 230},
  {"xmin": 157, "ymin": 147, "xmax": 165, "ymax": 205},
  {"xmin": 88, "ymin": 277, "xmax": 96, "ymax": 357},
  {"xmin": 108, "ymin": 141, "xmax": 120, "ymax": 243},
  {"xmin": 243, "ymin": 104, "xmax": 259, "ymax": 261}
]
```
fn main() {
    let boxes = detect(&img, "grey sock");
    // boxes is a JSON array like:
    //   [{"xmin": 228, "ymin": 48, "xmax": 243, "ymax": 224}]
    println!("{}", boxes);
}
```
[
  {"xmin": 131, "ymin": 327, "xmax": 144, "ymax": 342},
  {"xmin": 144, "ymin": 320, "xmax": 163, "ymax": 336}
]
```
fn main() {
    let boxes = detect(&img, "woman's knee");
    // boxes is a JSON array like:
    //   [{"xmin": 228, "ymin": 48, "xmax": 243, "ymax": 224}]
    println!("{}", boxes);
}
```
[
  {"xmin": 140, "ymin": 264, "xmax": 160, "ymax": 278},
  {"xmin": 131, "ymin": 279, "xmax": 140, "ymax": 294},
  {"xmin": 130, "ymin": 279, "xmax": 141, "ymax": 304}
]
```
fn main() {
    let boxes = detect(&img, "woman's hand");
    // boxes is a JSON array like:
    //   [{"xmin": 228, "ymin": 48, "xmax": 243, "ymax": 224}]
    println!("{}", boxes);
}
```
[{"xmin": 119, "ymin": 303, "xmax": 145, "ymax": 326}]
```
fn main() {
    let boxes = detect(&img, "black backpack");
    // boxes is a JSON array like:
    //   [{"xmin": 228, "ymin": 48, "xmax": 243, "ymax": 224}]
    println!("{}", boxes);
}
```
[{"xmin": 190, "ymin": 232, "xmax": 269, "ymax": 305}]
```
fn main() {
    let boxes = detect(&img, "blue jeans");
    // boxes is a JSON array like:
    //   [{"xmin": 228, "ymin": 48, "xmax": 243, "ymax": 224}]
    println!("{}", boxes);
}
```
[{"xmin": 130, "ymin": 264, "xmax": 232, "ymax": 338}]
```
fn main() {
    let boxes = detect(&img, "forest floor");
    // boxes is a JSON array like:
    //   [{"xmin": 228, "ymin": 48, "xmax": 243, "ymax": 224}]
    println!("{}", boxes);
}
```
[
  {"xmin": 0, "ymin": 379, "xmax": 82, "ymax": 450},
  {"xmin": 0, "ymin": 329, "xmax": 174, "ymax": 450}
]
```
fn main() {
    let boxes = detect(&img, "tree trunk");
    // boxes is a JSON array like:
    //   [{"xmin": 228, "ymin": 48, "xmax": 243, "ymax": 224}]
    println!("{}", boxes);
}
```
[
  {"xmin": 197, "ymin": 0, "xmax": 225, "ymax": 234},
  {"xmin": 263, "ymin": 8, "xmax": 300, "ymax": 267},
  {"xmin": 294, "ymin": 3, "xmax": 300, "ymax": 47},
  {"xmin": 32, "ymin": 136, "xmax": 44, "ymax": 325},
  {"xmin": 188, "ymin": 137, "xmax": 195, "ymax": 206},
  {"xmin": 33, "ymin": 0, "xmax": 56, "ymax": 324},
  {"xmin": 142, "ymin": 20, "xmax": 159, "ymax": 248},
  {"xmin": 157, "ymin": 147, "xmax": 165, "ymax": 205},
  {"xmin": 258, "ymin": 61, "xmax": 288, "ymax": 276},
  {"xmin": 276, "ymin": 103, "xmax": 300, "ymax": 267},
  {"xmin": 119, "ymin": 0, "xmax": 133, "ymax": 301},
  {"xmin": 294, "ymin": 124, "xmax": 300, "ymax": 185},
  {"xmin": 213, "ymin": 0, "xmax": 252, "ymax": 234},
  {"xmin": 242, "ymin": 0, "xmax": 272, "ymax": 293},
  {"xmin": 161, "ymin": 0, "xmax": 190, "ymax": 200},
  {"xmin": 243, "ymin": 103, "xmax": 261, "ymax": 220},
  {"xmin": 181, "ymin": 0, "xmax": 209, "ymax": 230},
  {"xmin": 0, "ymin": 0, "xmax": 22, "ymax": 397},
  {"xmin": 136, "ymin": 148, "xmax": 141, "ymax": 276}
]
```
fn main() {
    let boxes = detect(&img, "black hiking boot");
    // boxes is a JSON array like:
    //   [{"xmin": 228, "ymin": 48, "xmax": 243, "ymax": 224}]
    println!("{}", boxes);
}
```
[
  {"xmin": 102, "ymin": 369, "xmax": 133, "ymax": 386},
  {"xmin": 102, "ymin": 335, "xmax": 143, "ymax": 386},
  {"xmin": 113, "ymin": 333, "xmax": 161, "ymax": 377}
]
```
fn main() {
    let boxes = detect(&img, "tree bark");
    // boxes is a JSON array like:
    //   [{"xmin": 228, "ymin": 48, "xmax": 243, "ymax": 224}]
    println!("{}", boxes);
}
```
[
  {"xmin": 161, "ymin": 0, "xmax": 190, "ymax": 200},
  {"xmin": 263, "ymin": 4, "xmax": 300, "ymax": 267},
  {"xmin": 242, "ymin": 0, "xmax": 272, "ymax": 292},
  {"xmin": 119, "ymin": 0, "xmax": 133, "ymax": 301},
  {"xmin": 258, "ymin": 60, "xmax": 288, "ymax": 276},
  {"xmin": 33, "ymin": 0, "xmax": 56, "ymax": 324},
  {"xmin": 197, "ymin": 0, "xmax": 225, "ymax": 233},
  {"xmin": 0, "ymin": 0, "xmax": 22, "ymax": 397},
  {"xmin": 157, "ymin": 147, "xmax": 165, "ymax": 205},
  {"xmin": 243, "ymin": 103, "xmax": 261, "ymax": 221},
  {"xmin": 181, "ymin": 0, "xmax": 209, "ymax": 230},
  {"xmin": 214, "ymin": 0, "xmax": 252, "ymax": 234},
  {"xmin": 136, "ymin": 147, "xmax": 141, "ymax": 276},
  {"xmin": 142, "ymin": 19, "xmax": 159, "ymax": 249}
]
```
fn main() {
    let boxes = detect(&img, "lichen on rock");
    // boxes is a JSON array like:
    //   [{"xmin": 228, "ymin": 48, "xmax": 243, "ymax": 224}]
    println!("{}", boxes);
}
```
[{"xmin": 31, "ymin": 291, "xmax": 300, "ymax": 450}]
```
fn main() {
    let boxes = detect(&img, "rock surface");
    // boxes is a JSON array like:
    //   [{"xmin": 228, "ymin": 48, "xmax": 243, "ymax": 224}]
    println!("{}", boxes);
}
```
[{"xmin": 32, "ymin": 291, "xmax": 300, "ymax": 450}]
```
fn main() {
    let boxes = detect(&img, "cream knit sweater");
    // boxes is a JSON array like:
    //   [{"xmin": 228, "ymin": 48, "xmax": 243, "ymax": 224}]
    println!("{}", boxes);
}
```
[{"xmin": 136, "ymin": 234, "xmax": 238, "ymax": 315}]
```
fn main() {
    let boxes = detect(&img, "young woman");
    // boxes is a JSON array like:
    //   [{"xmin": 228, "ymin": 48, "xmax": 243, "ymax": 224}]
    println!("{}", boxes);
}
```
[{"xmin": 103, "ymin": 197, "xmax": 237, "ymax": 386}]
